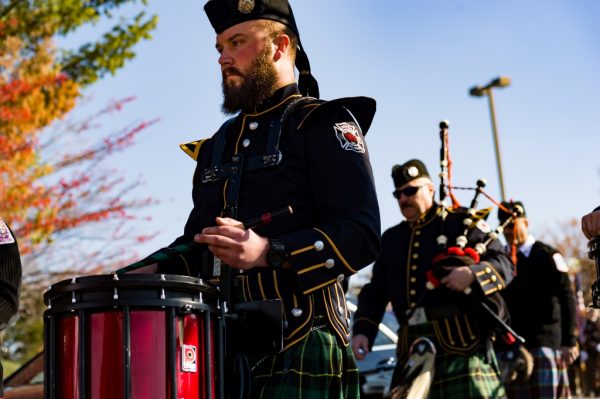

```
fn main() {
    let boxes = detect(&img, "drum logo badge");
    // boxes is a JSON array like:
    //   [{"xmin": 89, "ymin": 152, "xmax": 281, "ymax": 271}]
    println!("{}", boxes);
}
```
[
  {"xmin": 238, "ymin": 0, "xmax": 255, "ymax": 13},
  {"xmin": 334, "ymin": 122, "xmax": 365, "ymax": 154},
  {"xmin": 181, "ymin": 345, "xmax": 198, "ymax": 372}
]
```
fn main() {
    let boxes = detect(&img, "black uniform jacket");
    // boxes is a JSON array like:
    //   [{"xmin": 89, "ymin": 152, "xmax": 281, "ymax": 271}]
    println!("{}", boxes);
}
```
[
  {"xmin": 157, "ymin": 84, "xmax": 381, "ymax": 349},
  {"xmin": 501, "ymin": 239, "xmax": 577, "ymax": 349},
  {"xmin": 353, "ymin": 204, "xmax": 514, "ymax": 355},
  {"xmin": 0, "ymin": 218, "xmax": 22, "ymax": 396}
]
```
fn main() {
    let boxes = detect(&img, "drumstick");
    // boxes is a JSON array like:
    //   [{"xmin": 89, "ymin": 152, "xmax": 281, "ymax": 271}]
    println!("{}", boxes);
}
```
[
  {"xmin": 115, "ymin": 205, "xmax": 293, "ymax": 274},
  {"xmin": 235, "ymin": 206, "xmax": 293, "ymax": 230}
]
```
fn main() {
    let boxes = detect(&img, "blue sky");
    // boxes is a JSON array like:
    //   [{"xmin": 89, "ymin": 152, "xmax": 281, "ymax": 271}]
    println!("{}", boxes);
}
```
[{"xmin": 66, "ymin": 0, "xmax": 600, "ymax": 261}]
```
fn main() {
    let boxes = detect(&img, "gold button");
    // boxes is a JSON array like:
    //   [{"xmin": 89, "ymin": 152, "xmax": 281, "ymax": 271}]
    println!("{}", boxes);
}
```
[
  {"xmin": 415, "ymin": 231, "xmax": 421, "ymax": 236},
  {"xmin": 490, "ymin": 275, "xmax": 497, "ymax": 282},
  {"xmin": 409, "ymin": 302, "xmax": 416, "ymax": 308},
  {"xmin": 410, "ymin": 277, "xmax": 417, "ymax": 283},
  {"xmin": 485, "ymin": 267, "xmax": 491, "ymax": 273},
  {"xmin": 411, "ymin": 265, "xmax": 417, "ymax": 270},
  {"xmin": 412, "ymin": 254, "xmax": 418, "ymax": 259},
  {"xmin": 414, "ymin": 242, "xmax": 420, "ymax": 248},
  {"xmin": 497, "ymin": 284, "xmax": 503, "ymax": 289},
  {"xmin": 410, "ymin": 290, "xmax": 416, "ymax": 296}
]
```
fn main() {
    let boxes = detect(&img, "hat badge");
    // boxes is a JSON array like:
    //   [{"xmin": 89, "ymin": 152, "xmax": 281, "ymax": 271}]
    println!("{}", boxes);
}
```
[
  {"xmin": 407, "ymin": 166, "xmax": 419, "ymax": 178},
  {"xmin": 238, "ymin": 0, "xmax": 255, "ymax": 13}
]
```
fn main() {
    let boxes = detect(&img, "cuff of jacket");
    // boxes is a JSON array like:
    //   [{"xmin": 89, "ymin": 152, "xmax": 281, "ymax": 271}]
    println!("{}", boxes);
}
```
[
  {"xmin": 352, "ymin": 318, "xmax": 380, "ymax": 347},
  {"xmin": 471, "ymin": 261, "xmax": 506, "ymax": 295},
  {"xmin": 279, "ymin": 227, "xmax": 357, "ymax": 295}
]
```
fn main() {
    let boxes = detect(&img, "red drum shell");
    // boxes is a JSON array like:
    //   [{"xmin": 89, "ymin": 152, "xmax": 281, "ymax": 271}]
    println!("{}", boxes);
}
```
[{"xmin": 43, "ymin": 274, "xmax": 221, "ymax": 399}]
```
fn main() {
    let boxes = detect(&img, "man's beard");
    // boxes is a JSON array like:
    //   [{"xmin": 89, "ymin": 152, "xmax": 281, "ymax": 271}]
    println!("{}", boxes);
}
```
[{"xmin": 221, "ymin": 46, "xmax": 278, "ymax": 114}]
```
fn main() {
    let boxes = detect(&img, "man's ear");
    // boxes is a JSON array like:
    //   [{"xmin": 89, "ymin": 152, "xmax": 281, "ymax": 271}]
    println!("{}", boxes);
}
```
[{"xmin": 272, "ymin": 34, "xmax": 290, "ymax": 61}]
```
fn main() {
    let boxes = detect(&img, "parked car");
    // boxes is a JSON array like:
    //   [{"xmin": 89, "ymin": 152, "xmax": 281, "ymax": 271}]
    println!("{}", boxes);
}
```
[{"xmin": 346, "ymin": 298, "xmax": 399, "ymax": 398}]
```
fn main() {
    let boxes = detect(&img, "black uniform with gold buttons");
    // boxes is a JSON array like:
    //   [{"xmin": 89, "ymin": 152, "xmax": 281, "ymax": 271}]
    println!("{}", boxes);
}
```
[
  {"xmin": 353, "ymin": 203, "xmax": 512, "ymax": 350},
  {"xmin": 158, "ymin": 83, "xmax": 381, "ymax": 351},
  {"xmin": 353, "ymin": 159, "xmax": 513, "ymax": 397}
]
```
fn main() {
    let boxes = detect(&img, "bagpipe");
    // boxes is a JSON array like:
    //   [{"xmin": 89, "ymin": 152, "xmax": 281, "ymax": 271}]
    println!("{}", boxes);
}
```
[{"xmin": 427, "ymin": 121, "xmax": 522, "ymax": 342}]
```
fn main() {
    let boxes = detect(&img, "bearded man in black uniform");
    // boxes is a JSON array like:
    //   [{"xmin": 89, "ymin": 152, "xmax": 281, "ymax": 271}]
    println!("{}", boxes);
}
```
[
  {"xmin": 0, "ymin": 217, "xmax": 22, "ymax": 399},
  {"xmin": 498, "ymin": 201, "xmax": 578, "ymax": 399},
  {"xmin": 352, "ymin": 159, "xmax": 513, "ymax": 398},
  {"xmin": 141, "ymin": 0, "xmax": 381, "ymax": 397}
]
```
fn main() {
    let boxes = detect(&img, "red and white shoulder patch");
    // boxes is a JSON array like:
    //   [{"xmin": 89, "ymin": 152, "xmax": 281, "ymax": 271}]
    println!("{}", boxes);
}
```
[
  {"xmin": 0, "ymin": 217, "xmax": 15, "ymax": 245},
  {"xmin": 552, "ymin": 253, "xmax": 569, "ymax": 273},
  {"xmin": 333, "ymin": 122, "xmax": 365, "ymax": 153}
]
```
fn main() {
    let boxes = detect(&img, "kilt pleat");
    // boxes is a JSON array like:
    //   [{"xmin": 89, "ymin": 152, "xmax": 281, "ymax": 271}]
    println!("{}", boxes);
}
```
[
  {"xmin": 250, "ymin": 326, "xmax": 359, "ymax": 398},
  {"xmin": 504, "ymin": 347, "xmax": 571, "ymax": 399}
]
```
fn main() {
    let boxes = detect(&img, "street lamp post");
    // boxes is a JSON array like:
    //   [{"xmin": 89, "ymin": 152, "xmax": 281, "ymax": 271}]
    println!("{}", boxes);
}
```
[{"xmin": 469, "ymin": 76, "xmax": 511, "ymax": 201}]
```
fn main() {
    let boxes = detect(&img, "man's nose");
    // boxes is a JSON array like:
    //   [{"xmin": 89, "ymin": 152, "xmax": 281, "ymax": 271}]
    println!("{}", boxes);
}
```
[{"xmin": 219, "ymin": 49, "xmax": 232, "ymax": 67}]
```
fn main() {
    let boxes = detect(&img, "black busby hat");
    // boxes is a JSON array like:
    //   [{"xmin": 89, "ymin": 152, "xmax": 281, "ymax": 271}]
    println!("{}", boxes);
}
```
[
  {"xmin": 498, "ymin": 200, "xmax": 527, "ymax": 224},
  {"xmin": 204, "ymin": 0, "xmax": 319, "ymax": 98},
  {"xmin": 391, "ymin": 159, "xmax": 430, "ymax": 188}
]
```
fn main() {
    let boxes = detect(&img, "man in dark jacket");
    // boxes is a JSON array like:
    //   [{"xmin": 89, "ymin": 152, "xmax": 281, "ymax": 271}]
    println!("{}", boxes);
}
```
[
  {"xmin": 352, "ymin": 159, "xmax": 513, "ymax": 398},
  {"xmin": 0, "ymin": 217, "xmax": 22, "ymax": 399},
  {"xmin": 141, "ymin": 1, "xmax": 381, "ymax": 397},
  {"xmin": 499, "ymin": 201, "xmax": 578, "ymax": 399}
]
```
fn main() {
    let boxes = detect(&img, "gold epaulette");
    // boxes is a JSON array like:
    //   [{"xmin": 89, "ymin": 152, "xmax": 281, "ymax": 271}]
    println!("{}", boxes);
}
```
[{"xmin": 179, "ymin": 138, "xmax": 209, "ymax": 161}]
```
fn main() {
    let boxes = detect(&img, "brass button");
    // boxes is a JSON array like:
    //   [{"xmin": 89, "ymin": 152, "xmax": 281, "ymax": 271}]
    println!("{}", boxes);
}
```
[
  {"xmin": 415, "ymin": 231, "xmax": 421, "ymax": 236},
  {"xmin": 410, "ymin": 290, "xmax": 416, "ymax": 296},
  {"xmin": 409, "ymin": 302, "xmax": 416, "ymax": 308},
  {"xmin": 325, "ymin": 259, "xmax": 335, "ymax": 269},
  {"xmin": 314, "ymin": 241, "xmax": 324, "ymax": 251},
  {"xmin": 485, "ymin": 267, "xmax": 491, "ymax": 273},
  {"xmin": 412, "ymin": 254, "xmax": 418, "ymax": 259},
  {"xmin": 410, "ymin": 277, "xmax": 417, "ymax": 283},
  {"xmin": 490, "ymin": 275, "xmax": 497, "ymax": 282},
  {"xmin": 411, "ymin": 265, "xmax": 417, "ymax": 271},
  {"xmin": 414, "ymin": 242, "xmax": 420, "ymax": 248}
]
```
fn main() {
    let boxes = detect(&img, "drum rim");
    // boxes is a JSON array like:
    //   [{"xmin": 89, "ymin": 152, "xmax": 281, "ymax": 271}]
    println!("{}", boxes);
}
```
[{"xmin": 44, "ymin": 273, "xmax": 219, "ymax": 302}]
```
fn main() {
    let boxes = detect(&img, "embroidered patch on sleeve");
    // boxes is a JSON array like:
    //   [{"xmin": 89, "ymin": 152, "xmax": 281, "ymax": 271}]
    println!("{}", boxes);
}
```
[
  {"xmin": 333, "ymin": 122, "xmax": 365, "ymax": 153},
  {"xmin": 0, "ymin": 218, "xmax": 15, "ymax": 245},
  {"xmin": 552, "ymin": 253, "xmax": 569, "ymax": 273}
]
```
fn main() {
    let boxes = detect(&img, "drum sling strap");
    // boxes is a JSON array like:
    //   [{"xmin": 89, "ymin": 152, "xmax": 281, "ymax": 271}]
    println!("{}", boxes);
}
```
[{"xmin": 201, "ymin": 97, "xmax": 316, "ymax": 399}]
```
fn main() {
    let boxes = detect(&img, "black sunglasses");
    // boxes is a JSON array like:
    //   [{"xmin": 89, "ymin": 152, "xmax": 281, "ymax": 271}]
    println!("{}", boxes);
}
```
[{"xmin": 392, "ymin": 184, "xmax": 428, "ymax": 199}]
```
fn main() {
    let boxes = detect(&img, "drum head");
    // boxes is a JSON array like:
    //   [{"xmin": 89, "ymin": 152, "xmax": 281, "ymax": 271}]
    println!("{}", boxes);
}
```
[{"xmin": 44, "ymin": 273, "xmax": 219, "ymax": 314}]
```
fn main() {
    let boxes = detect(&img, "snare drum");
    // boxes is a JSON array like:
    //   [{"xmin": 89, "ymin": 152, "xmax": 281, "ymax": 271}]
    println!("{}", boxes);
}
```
[{"xmin": 43, "ymin": 274, "xmax": 223, "ymax": 399}]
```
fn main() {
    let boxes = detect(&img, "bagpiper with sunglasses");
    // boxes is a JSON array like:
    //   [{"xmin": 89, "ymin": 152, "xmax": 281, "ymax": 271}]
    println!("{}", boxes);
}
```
[{"xmin": 352, "ymin": 159, "xmax": 514, "ymax": 398}]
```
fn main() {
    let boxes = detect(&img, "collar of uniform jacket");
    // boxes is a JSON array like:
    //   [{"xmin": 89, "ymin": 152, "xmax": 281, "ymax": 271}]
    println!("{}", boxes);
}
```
[
  {"xmin": 244, "ymin": 83, "xmax": 301, "ymax": 114},
  {"xmin": 410, "ymin": 203, "xmax": 442, "ymax": 228}
]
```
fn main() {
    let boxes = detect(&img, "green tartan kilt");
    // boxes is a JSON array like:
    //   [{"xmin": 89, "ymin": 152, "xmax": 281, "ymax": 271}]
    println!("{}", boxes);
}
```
[
  {"xmin": 248, "ymin": 326, "xmax": 360, "ymax": 399},
  {"xmin": 396, "ymin": 322, "xmax": 507, "ymax": 399}
]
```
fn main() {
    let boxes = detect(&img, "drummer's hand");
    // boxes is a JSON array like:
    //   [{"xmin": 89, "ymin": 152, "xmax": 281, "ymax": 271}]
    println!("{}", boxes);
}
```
[
  {"xmin": 582, "ymin": 210, "xmax": 600, "ymax": 239},
  {"xmin": 441, "ymin": 266, "xmax": 475, "ymax": 292},
  {"xmin": 195, "ymin": 217, "xmax": 269, "ymax": 271},
  {"xmin": 351, "ymin": 334, "xmax": 370, "ymax": 360}
]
